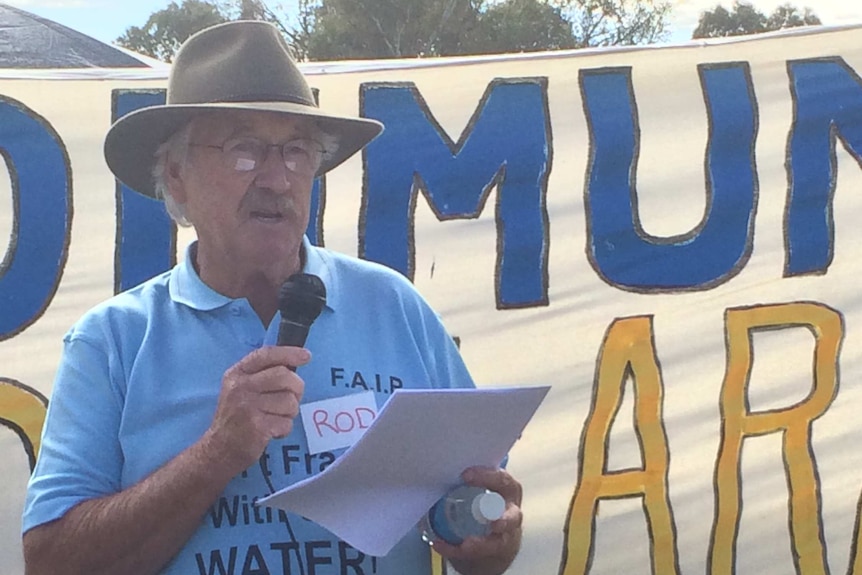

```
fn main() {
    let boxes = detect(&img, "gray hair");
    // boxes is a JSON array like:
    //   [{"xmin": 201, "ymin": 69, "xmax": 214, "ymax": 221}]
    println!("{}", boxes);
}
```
[
  {"xmin": 152, "ymin": 122, "xmax": 194, "ymax": 227},
  {"xmin": 151, "ymin": 117, "xmax": 340, "ymax": 228}
]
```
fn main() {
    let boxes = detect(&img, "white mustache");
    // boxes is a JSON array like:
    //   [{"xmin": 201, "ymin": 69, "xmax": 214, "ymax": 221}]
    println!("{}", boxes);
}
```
[{"xmin": 239, "ymin": 188, "xmax": 296, "ymax": 216}]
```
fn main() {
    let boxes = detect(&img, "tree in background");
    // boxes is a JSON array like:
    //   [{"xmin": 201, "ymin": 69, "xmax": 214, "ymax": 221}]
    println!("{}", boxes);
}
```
[
  {"xmin": 218, "ymin": 0, "xmax": 309, "ymax": 56},
  {"xmin": 562, "ymin": 0, "xmax": 671, "ymax": 47},
  {"xmin": 307, "ymin": 0, "xmax": 671, "ymax": 59},
  {"xmin": 467, "ymin": 0, "xmax": 578, "ymax": 55},
  {"xmin": 116, "ymin": 0, "xmax": 290, "ymax": 61},
  {"xmin": 765, "ymin": 3, "xmax": 821, "ymax": 30},
  {"xmin": 117, "ymin": 0, "xmax": 672, "ymax": 62},
  {"xmin": 306, "ymin": 0, "xmax": 484, "ymax": 59},
  {"xmin": 116, "ymin": 0, "xmax": 227, "ymax": 62},
  {"xmin": 692, "ymin": 1, "xmax": 820, "ymax": 39}
]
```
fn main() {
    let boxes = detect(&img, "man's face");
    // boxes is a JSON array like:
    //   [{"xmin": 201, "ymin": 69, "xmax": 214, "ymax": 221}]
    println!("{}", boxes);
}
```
[{"xmin": 168, "ymin": 110, "xmax": 319, "ymax": 286}]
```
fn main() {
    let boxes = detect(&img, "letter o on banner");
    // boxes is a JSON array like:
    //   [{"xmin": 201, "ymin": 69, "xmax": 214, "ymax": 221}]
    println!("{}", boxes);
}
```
[{"xmin": 0, "ymin": 97, "xmax": 71, "ymax": 340}]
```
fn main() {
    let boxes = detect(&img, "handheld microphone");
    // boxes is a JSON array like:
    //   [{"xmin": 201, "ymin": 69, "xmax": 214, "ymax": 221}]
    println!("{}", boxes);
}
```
[
  {"xmin": 262, "ymin": 272, "xmax": 326, "ymax": 556},
  {"xmin": 277, "ymin": 273, "xmax": 327, "ymax": 369}
]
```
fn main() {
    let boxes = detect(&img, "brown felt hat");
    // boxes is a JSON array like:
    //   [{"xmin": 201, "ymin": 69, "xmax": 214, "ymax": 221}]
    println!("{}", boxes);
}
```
[{"xmin": 104, "ymin": 20, "xmax": 383, "ymax": 198}]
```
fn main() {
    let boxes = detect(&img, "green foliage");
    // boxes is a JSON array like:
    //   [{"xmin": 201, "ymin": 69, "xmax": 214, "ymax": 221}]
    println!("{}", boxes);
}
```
[
  {"xmin": 766, "ymin": 3, "xmax": 821, "ymax": 30},
  {"xmin": 693, "ymin": 1, "xmax": 821, "ymax": 39},
  {"xmin": 466, "ymin": 0, "xmax": 578, "ymax": 55},
  {"xmin": 118, "ymin": 0, "xmax": 673, "ymax": 62},
  {"xmin": 306, "ymin": 0, "xmax": 671, "ymax": 59},
  {"xmin": 306, "ymin": 0, "xmax": 485, "ymax": 59},
  {"xmin": 561, "ymin": 0, "xmax": 671, "ymax": 47},
  {"xmin": 115, "ymin": 0, "xmax": 227, "ymax": 62},
  {"xmin": 217, "ymin": 0, "xmax": 293, "ymax": 38}
]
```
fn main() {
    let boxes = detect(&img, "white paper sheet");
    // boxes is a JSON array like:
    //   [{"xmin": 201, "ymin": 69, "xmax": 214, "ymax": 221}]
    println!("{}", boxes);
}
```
[{"xmin": 257, "ymin": 385, "xmax": 550, "ymax": 557}]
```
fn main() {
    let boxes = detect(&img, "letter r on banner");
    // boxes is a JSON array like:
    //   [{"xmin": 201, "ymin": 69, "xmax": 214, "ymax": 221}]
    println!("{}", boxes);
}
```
[{"xmin": 710, "ymin": 303, "xmax": 842, "ymax": 575}]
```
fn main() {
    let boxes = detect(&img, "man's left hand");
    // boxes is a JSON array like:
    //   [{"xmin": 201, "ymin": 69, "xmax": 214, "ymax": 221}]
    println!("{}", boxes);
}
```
[{"xmin": 430, "ymin": 466, "xmax": 523, "ymax": 575}]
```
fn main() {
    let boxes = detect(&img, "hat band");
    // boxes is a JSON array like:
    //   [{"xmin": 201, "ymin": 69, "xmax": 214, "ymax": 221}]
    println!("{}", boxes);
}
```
[{"xmin": 176, "ymin": 93, "xmax": 317, "ymax": 107}]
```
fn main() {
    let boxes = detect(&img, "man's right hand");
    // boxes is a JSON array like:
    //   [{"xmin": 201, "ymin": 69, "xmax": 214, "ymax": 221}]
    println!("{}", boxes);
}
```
[{"xmin": 207, "ymin": 345, "xmax": 310, "ymax": 472}]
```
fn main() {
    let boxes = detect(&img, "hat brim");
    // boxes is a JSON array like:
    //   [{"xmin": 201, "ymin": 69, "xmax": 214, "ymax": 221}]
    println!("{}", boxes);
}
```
[{"xmin": 104, "ymin": 101, "xmax": 383, "ymax": 198}]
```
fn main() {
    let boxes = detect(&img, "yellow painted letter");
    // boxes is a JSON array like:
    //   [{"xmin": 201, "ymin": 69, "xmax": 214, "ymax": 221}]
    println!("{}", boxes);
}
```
[
  {"xmin": 560, "ymin": 315, "xmax": 679, "ymax": 575},
  {"xmin": 0, "ymin": 378, "xmax": 48, "ymax": 471},
  {"xmin": 709, "ymin": 303, "xmax": 841, "ymax": 575}
]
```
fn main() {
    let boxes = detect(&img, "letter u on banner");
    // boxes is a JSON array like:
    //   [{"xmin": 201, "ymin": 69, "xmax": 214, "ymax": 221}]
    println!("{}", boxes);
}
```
[{"xmin": 581, "ymin": 64, "xmax": 757, "ymax": 292}]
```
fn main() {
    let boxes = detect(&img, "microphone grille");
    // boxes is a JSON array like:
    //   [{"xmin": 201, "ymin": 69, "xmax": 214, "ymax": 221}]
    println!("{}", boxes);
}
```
[{"xmin": 278, "ymin": 273, "xmax": 327, "ymax": 325}]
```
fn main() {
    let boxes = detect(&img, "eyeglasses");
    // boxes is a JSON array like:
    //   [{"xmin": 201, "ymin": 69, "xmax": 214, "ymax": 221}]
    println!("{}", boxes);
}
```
[{"xmin": 191, "ymin": 137, "xmax": 325, "ymax": 176}]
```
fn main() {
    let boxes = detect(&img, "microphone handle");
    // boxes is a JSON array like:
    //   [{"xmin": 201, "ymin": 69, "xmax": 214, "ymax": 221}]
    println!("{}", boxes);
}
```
[{"xmin": 277, "ymin": 319, "xmax": 311, "ymax": 372}]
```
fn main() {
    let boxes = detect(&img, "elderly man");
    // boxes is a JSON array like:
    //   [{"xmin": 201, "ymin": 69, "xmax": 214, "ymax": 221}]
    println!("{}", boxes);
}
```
[{"xmin": 21, "ymin": 20, "xmax": 522, "ymax": 575}]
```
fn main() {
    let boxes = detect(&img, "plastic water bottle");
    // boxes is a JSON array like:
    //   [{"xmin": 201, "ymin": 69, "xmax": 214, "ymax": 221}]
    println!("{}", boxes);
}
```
[{"xmin": 421, "ymin": 484, "xmax": 506, "ymax": 545}]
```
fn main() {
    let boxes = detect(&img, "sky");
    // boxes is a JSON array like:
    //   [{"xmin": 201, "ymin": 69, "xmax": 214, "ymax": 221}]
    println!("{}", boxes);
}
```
[{"xmin": 4, "ymin": 0, "xmax": 862, "ymax": 48}]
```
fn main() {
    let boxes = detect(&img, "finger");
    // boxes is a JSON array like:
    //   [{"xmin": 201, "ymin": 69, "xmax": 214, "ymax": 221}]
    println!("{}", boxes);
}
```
[
  {"xmin": 237, "ymin": 345, "xmax": 312, "ymax": 375},
  {"xmin": 259, "ymin": 390, "xmax": 302, "ymax": 418},
  {"xmin": 489, "ymin": 505, "xmax": 523, "ymax": 535},
  {"xmin": 261, "ymin": 412, "xmax": 297, "ymax": 439},
  {"xmin": 253, "ymin": 365, "xmax": 305, "ymax": 395},
  {"xmin": 462, "ymin": 466, "xmax": 523, "ymax": 506},
  {"xmin": 432, "ymin": 531, "xmax": 514, "ymax": 562},
  {"xmin": 427, "ymin": 538, "xmax": 457, "ymax": 556}
]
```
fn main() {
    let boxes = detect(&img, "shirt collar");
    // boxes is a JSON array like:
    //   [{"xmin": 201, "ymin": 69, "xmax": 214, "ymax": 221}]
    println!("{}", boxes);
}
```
[
  {"xmin": 168, "ymin": 242, "xmax": 234, "ymax": 311},
  {"xmin": 169, "ymin": 237, "xmax": 337, "ymax": 312}
]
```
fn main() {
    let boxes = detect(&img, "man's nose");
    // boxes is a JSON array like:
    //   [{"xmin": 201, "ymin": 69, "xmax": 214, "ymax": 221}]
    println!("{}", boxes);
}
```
[{"xmin": 253, "ymin": 146, "xmax": 292, "ymax": 191}]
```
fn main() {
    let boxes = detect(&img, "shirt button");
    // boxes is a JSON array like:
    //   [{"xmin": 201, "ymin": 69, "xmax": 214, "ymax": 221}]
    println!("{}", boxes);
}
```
[{"xmin": 230, "ymin": 307, "xmax": 241, "ymax": 316}]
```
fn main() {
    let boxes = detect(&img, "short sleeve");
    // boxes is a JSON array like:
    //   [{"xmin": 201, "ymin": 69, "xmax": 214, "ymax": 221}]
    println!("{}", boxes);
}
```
[{"xmin": 22, "ymin": 333, "xmax": 124, "ymax": 533}]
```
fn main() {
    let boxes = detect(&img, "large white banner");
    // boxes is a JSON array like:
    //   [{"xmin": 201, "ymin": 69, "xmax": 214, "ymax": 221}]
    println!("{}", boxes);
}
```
[{"xmin": 2, "ymin": 25, "xmax": 862, "ymax": 574}]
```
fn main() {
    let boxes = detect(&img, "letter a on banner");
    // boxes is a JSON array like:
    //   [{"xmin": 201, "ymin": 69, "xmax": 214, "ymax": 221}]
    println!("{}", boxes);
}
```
[{"xmin": 560, "ymin": 316, "xmax": 679, "ymax": 575}]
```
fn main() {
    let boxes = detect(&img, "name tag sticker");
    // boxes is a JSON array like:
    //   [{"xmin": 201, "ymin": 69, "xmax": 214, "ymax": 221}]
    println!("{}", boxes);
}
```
[{"xmin": 300, "ymin": 391, "xmax": 379, "ymax": 454}]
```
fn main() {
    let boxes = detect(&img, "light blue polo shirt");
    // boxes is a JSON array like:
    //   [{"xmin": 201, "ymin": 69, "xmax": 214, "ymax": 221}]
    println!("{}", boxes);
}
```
[{"xmin": 23, "ymin": 237, "xmax": 475, "ymax": 575}]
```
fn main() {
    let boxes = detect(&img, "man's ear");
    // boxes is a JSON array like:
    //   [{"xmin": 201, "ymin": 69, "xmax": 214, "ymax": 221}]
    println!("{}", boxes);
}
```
[{"xmin": 165, "ymin": 160, "xmax": 187, "ymax": 204}]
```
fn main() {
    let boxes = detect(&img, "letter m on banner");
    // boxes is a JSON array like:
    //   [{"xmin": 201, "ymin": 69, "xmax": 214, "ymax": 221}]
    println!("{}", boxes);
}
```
[{"xmin": 361, "ymin": 79, "xmax": 551, "ymax": 309}]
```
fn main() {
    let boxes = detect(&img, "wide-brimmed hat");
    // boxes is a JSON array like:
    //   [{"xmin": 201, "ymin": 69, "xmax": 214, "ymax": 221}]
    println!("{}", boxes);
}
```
[{"xmin": 104, "ymin": 20, "xmax": 383, "ymax": 198}]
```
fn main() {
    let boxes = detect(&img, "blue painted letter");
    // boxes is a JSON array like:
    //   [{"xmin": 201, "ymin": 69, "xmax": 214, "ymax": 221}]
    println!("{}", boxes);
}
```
[
  {"xmin": 113, "ymin": 89, "xmax": 176, "ymax": 293},
  {"xmin": 785, "ymin": 58, "xmax": 862, "ymax": 276},
  {"xmin": 0, "ymin": 98, "xmax": 71, "ymax": 339},
  {"xmin": 581, "ymin": 65, "xmax": 757, "ymax": 291},
  {"xmin": 361, "ymin": 80, "xmax": 550, "ymax": 309}
]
